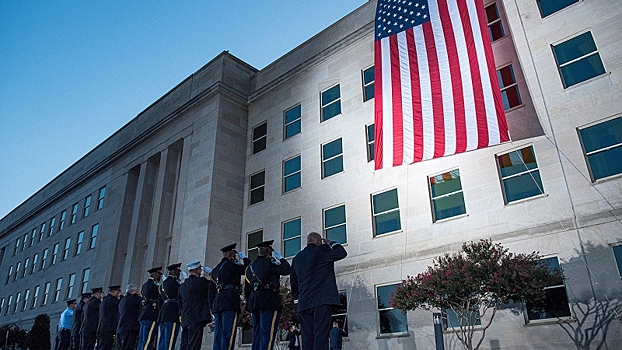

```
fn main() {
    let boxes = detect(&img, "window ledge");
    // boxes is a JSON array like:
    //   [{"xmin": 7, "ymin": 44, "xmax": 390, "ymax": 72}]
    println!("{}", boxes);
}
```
[
  {"xmin": 525, "ymin": 316, "xmax": 574, "ymax": 326},
  {"xmin": 593, "ymin": 172, "xmax": 622, "ymax": 184},
  {"xmin": 283, "ymin": 187, "xmax": 302, "ymax": 195},
  {"xmin": 373, "ymin": 229, "xmax": 403, "ymax": 239},
  {"xmin": 376, "ymin": 331, "xmax": 409, "ymax": 339},
  {"xmin": 434, "ymin": 213, "xmax": 469, "ymax": 224},
  {"xmin": 504, "ymin": 193, "xmax": 548, "ymax": 207},
  {"xmin": 504, "ymin": 103, "xmax": 525, "ymax": 113}
]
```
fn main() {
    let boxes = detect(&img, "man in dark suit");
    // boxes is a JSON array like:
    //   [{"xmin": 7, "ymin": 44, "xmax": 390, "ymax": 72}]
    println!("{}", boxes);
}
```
[
  {"xmin": 158, "ymin": 263, "xmax": 182, "ymax": 350},
  {"xmin": 329, "ymin": 322, "xmax": 347, "ymax": 350},
  {"xmin": 211, "ymin": 243, "xmax": 250, "ymax": 350},
  {"xmin": 71, "ymin": 293, "xmax": 90, "ymax": 350},
  {"xmin": 291, "ymin": 232, "xmax": 347, "ymax": 350},
  {"xmin": 244, "ymin": 240, "xmax": 290, "ymax": 350},
  {"xmin": 80, "ymin": 287, "xmax": 104, "ymax": 350},
  {"xmin": 178, "ymin": 259, "xmax": 214, "ymax": 350},
  {"xmin": 117, "ymin": 284, "xmax": 141, "ymax": 350},
  {"xmin": 137, "ymin": 267, "xmax": 162, "ymax": 350},
  {"xmin": 97, "ymin": 285, "xmax": 122, "ymax": 350}
]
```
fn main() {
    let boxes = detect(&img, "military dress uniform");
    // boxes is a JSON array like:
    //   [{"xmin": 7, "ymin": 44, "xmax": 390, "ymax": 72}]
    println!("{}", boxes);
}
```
[
  {"xmin": 97, "ymin": 286, "xmax": 121, "ymax": 350},
  {"xmin": 71, "ymin": 293, "xmax": 90, "ymax": 350},
  {"xmin": 157, "ymin": 263, "xmax": 182, "ymax": 350},
  {"xmin": 80, "ymin": 288, "xmax": 104, "ymax": 350},
  {"xmin": 244, "ymin": 240, "xmax": 290, "ymax": 350},
  {"xmin": 117, "ymin": 290, "xmax": 142, "ymax": 350},
  {"xmin": 178, "ymin": 259, "xmax": 214, "ymax": 350},
  {"xmin": 211, "ymin": 243, "xmax": 250, "ymax": 350},
  {"xmin": 137, "ymin": 267, "xmax": 162, "ymax": 350}
]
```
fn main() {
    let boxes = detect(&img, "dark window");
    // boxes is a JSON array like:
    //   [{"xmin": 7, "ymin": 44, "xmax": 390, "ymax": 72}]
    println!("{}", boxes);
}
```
[
  {"xmin": 42, "ymin": 282, "xmax": 50, "ymax": 306},
  {"xmin": 552, "ymin": 31, "xmax": 605, "ymax": 88},
  {"xmin": 537, "ymin": 0, "xmax": 579, "ymax": 18},
  {"xmin": 372, "ymin": 189, "xmax": 401, "ymax": 236},
  {"xmin": 31, "ymin": 286, "xmax": 40, "ymax": 308},
  {"xmin": 83, "ymin": 195, "xmax": 91, "ymax": 218},
  {"xmin": 284, "ymin": 105, "xmax": 302, "ymax": 139},
  {"xmin": 49, "ymin": 217, "xmax": 56, "ymax": 236},
  {"xmin": 51, "ymin": 243, "xmax": 59, "ymax": 265},
  {"xmin": 283, "ymin": 156, "xmax": 301, "ymax": 193},
  {"xmin": 324, "ymin": 205, "xmax": 347, "ymax": 244},
  {"xmin": 76, "ymin": 231, "xmax": 84, "ymax": 255},
  {"xmin": 5, "ymin": 265, "xmax": 12, "ymax": 285},
  {"xmin": 322, "ymin": 138, "xmax": 344, "ymax": 178},
  {"xmin": 62, "ymin": 238, "xmax": 71, "ymax": 261},
  {"xmin": 497, "ymin": 65, "xmax": 522, "ymax": 110},
  {"xmin": 14, "ymin": 262, "xmax": 20, "ymax": 282},
  {"xmin": 5, "ymin": 296, "xmax": 12, "ymax": 315},
  {"xmin": 53, "ymin": 278, "xmax": 62, "ymax": 303},
  {"xmin": 41, "ymin": 248, "xmax": 48, "ymax": 270},
  {"xmin": 613, "ymin": 245, "xmax": 622, "ymax": 279},
  {"xmin": 66, "ymin": 273, "xmax": 75, "ymax": 299},
  {"xmin": 485, "ymin": 3, "xmax": 505, "ymax": 41},
  {"xmin": 283, "ymin": 218, "xmax": 301, "ymax": 258},
  {"xmin": 30, "ymin": 229, "xmax": 36, "ymax": 247},
  {"xmin": 377, "ymin": 284, "xmax": 408, "ymax": 334},
  {"xmin": 81, "ymin": 268, "xmax": 90, "ymax": 294},
  {"xmin": 578, "ymin": 117, "xmax": 622, "ymax": 181},
  {"xmin": 332, "ymin": 290, "xmax": 349, "ymax": 333},
  {"xmin": 321, "ymin": 85, "xmax": 342, "ymax": 121},
  {"xmin": 89, "ymin": 224, "xmax": 98, "ymax": 250},
  {"xmin": 444, "ymin": 307, "xmax": 481, "ymax": 329},
  {"xmin": 366, "ymin": 124, "xmax": 375, "ymax": 162},
  {"xmin": 526, "ymin": 257, "xmax": 571, "ymax": 321},
  {"xmin": 97, "ymin": 187, "xmax": 106, "ymax": 210},
  {"xmin": 247, "ymin": 230, "xmax": 263, "ymax": 261},
  {"xmin": 429, "ymin": 169, "xmax": 466, "ymax": 221},
  {"xmin": 31, "ymin": 253, "xmax": 38, "ymax": 274},
  {"xmin": 22, "ymin": 289, "xmax": 30, "ymax": 311},
  {"xmin": 363, "ymin": 67, "xmax": 375, "ymax": 102},
  {"xmin": 70, "ymin": 203, "xmax": 79, "ymax": 224},
  {"xmin": 22, "ymin": 258, "xmax": 29, "ymax": 278},
  {"xmin": 59, "ymin": 210, "xmax": 67, "ymax": 230},
  {"xmin": 250, "ymin": 171, "xmax": 265, "ymax": 205},
  {"xmin": 252, "ymin": 122, "xmax": 268, "ymax": 154},
  {"xmin": 497, "ymin": 146, "xmax": 544, "ymax": 203},
  {"xmin": 39, "ymin": 223, "xmax": 46, "ymax": 242}
]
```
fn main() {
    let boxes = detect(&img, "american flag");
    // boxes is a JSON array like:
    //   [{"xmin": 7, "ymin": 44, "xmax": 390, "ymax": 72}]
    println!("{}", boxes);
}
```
[{"xmin": 374, "ymin": 0, "xmax": 510, "ymax": 170}]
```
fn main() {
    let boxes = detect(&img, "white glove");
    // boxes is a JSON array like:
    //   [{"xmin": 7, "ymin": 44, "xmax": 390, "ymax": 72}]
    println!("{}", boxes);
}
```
[
  {"xmin": 273, "ymin": 249, "xmax": 283, "ymax": 260},
  {"xmin": 202, "ymin": 266, "xmax": 212, "ymax": 274},
  {"xmin": 238, "ymin": 252, "xmax": 247, "ymax": 260}
]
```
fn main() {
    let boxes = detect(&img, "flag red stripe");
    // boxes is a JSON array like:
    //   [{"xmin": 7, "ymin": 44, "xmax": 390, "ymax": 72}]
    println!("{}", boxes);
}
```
[
  {"xmin": 374, "ymin": 40, "xmax": 384, "ymax": 170},
  {"xmin": 389, "ymin": 35, "xmax": 404, "ymax": 166},
  {"xmin": 406, "ymin": 29, "xmax": 424, "ymax": 163}
]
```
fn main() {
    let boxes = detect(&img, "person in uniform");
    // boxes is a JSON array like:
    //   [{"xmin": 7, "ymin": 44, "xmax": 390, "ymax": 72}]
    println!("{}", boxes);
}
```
[
  {"xmin": 244, "ymin": 240, "xmax": 290, "ymax": 350},
  {"xmin": 137, "ymin": 267, "xmax": 163, "ymax": 350},
  {"xmin": 80, "ymin": 287, "xmax": 104, "ymax": 350},
  {"xmin": 290, "ymin": 232, "xmax": 347, "ymax": 350},
  {"xmin": 97, "ymin": 285, "xmax": 122, "ymax": 350},
  {"xmin": 177, "ymin": 259, "xmax": 214, "ymax": 350},
  {"xmin": 71, "ymin": 293, "xmax": 91, "ymax": 350},
  {"xmin": 329, "ymin": 322, "xmax": 347, "ymax": 350},
  {"xmin": 210, "ymin": 243, "xmax": 250, "ymax": 350},
  {"xmin": 117, "ymin": 284, "xmax": 142, "ymax": 350},
  {"xmin": 158, "ymin": 263, "xmax": 182, "ymax": 350},
  {"xmin": 55, "ymin": 299, "xmax": 76, "ymax": 350}
]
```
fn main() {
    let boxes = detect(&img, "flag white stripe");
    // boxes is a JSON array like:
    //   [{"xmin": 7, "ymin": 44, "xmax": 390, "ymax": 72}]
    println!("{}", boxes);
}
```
[
  {"xmin": 414, "ymin": 26, "xmax": 434, "ymax": 161},
  {"xmin": 398, "ymin": 31, "xmax": 414, "ymax": 165},
  {"xmin": 380, "ymin": 38, "xmax": 394, "ymax": 166}
]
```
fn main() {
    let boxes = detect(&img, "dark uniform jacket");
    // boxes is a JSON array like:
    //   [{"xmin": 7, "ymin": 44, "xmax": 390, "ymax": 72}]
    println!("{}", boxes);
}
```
[
  {"xmin": 80, "ymin": 297, "xmax": 101, "ymax": 333},
  {"xmin": 177, "ymin": 274, "xmax": 213, "ymax": 327},
  {"xmin": 139, "ymin": 278, "xmax": 160, "ymax": 322},
  {"xmin": 158, "ymin": 277, "xmax": 181, "ymax": 323},
  {"xmin": 244, "ymin": 255, "xmax": 290, "ymax": 312},
  {"xmin": 98, "ymin": 294, "xmax": 120, "ymax": 333},
  {"xmin": 291, "ymin": 243, "xmax": 347, "ymax": 312},
  {"xmin": 117, "ymin": 293, "xmax": 141, "ymax": 333},
  {"xmin": 71, "ymin": 300, "xmax": 86, "ymax": 337},
  {"xmin": 210, "ymin": 257, "xmax": 250, "ymax": 314}
]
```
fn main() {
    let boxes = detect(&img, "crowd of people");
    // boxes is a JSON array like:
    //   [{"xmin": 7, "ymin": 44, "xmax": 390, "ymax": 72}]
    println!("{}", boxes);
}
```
[{"xmin": 53, "ymin": 231, "xmax": 347, "ymax": 350}]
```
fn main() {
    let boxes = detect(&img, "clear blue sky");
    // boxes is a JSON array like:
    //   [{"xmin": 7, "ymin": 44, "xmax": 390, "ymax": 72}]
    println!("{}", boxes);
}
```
[{"xmin": 0, "ymin": 1, "xmax": 367, "ymax": 219}]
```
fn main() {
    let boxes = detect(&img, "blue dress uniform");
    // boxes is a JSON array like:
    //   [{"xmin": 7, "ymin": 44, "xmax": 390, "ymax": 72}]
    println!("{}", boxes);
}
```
[
  {"xmin": 291, "ymin": 236, "xmax": 347, "ymax": 350},
  {"xmin": 56, "ymin": 299, "xmax": 76, "ymax": 350},
  {"xmin": 117, "ymin": 291, "xmax": 141, "ymax": 350},
  {"xmin": 137, "ymin": 267, "xmax": 163, "ymax": 350},
  {"xmin": 244, "ymin": 240, "xmax": 290, "ymax": 350},
  {"xmin": 71, "ymin": 294, "xmax": 90, "ymax": 350},
  {"xmin": 97, "ymin": 286, "xmax": 121, "ymax": 350},
  {"xmin": 178, "ymin": 260, "xmax": 214, "ymax": 350},
  {"xmin": 157, "ymin": 263, "xmax": 182, "ymax": 350},
  {"xmin": 211, "ymin": 243, "xmax": 251, "ymax": 350},
  {"xmin": 80, "ymin": 288, "xmax": 104, "ymax": 350}
]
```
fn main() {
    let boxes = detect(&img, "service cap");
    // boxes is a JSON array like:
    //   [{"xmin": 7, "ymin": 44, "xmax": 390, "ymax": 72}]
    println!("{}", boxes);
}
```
[
  {"xmin": 108, "ymin": 285, "xmax": 121, "ymax": 291},
  {"xmin": 186, "ymin": 259, "xmax": 201, "ymax": 270},
  {"xmin": 166, "ymin": 263, "xmax": 182, "ymax": 271},
  {"xmin": 80, "ymin": 293, "xmax": 92, "ymax": 299},
  {"xmin": 147, "ymin": 266, "xmax": 163, "ymax": 274},
  {"xmin": 255, "ymin": 240, "xmax": 275, "ymax": 248},
  {"xmin": 220, "ymin": 243, "xmax": 237, "ymax": 252},
  {"xmin": 91, "ymin": 287, "xmax": 104, "ymax": 293},
  {"xmin": 66, "ymin": 299, "xmax": 77, "ymax": 306}
]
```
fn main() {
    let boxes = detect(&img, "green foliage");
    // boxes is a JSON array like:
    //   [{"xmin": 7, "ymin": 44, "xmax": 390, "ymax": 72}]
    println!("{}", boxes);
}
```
[{"xmin": 26, "ymin": 313, "xmax": 51, "ymax": 350}]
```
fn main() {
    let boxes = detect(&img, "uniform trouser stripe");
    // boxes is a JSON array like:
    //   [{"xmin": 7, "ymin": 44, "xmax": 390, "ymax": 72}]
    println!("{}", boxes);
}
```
[
  {"xmin": 144, "ymin": 322, "xmax": 156, "ymax": 350},
  {"xmin": 228, "ymin": 312, "xmax": 238, "ymax": 350},
  {"xmin": 167, "ymin": 323, "xmax": 177, "ymax": 350},
  {"xmin": 267, "ymin": 310, "xmax": 278, "ymax": 350}
]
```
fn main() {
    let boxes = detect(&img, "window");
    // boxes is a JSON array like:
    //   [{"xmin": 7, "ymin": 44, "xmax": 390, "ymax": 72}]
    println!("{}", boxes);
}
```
[
  {"xmin": 578, "ymin": 117, "xmax": 622, "ymax": 181},
  {"xmin": 366, "ymin": 124, "xmax": 375, "ymax": 162},
  {"xmin": 70, "ymin": 203, "xmax": 79, "ymax": 224},
  {"xmin": 52, "ymin": 243, "xmax": 59, "ymax": 265},
  {"xmin": 14, "ymin": 237, "xmax": 20, "ymax": 255},
  {"xmin": 429, "ymin": 169, "xmax": 466, "ymax": 222},
  {"xmin": 612, "ymin": 245, "xmax": 622, "ymax": 279},
  {"xmin": 485, "ymin": 3, "xmax": 504, "ymax": 41},
  {"xmin": 66, "ymin": 273, "xmax": 76, "ymax": 299},
  {"xmin": 22, "ymin": 258, "xmax": 29, "ymax": 278},
  {"xmin": 5, "ymin": 295, "xmax": 12, "ymax": 315},
  {"xmin": 22, "ymin": 289, "xmax": 30, "ymax": 311},
  {"xmin": 284, "ymin": 105, "xmax": 301, "ymax": 139},
  {"xmin": 0, "ymin": 298, "xmax": 4, "ymax": 315},
  {"xmin": 372, "ymin": 189, "xmax": 401, "ymax": 236},
  {"xmin": 97, "ymin": 187, "xmax": 106, "ymax": 210},
  {"xmin": 14, "ymin": 262, "xmax": 21, "ymax": 282},
  {"xmin": 249, "ymin": 171, "xmax": 265, "ymax": 205},
  {"xmin": 42, "ymin": 282, "xmax": 51, "ymax": 306},
  {"xmin": 32, "ymin": 285, "xmax": 40, "ymax": 308},
  {"xmin": 497, "ymin": 146, "xmax": 544, "ymax": 203},
  {"xmin": 322, "ymin": 138, "xmax": 344, "ymax": 178},
  {"xmin": 49, "ymin": 217, "xmax": 56, "ymax": 236},
  {"xmin": 537, "ymin": 0, "xmax": 579, "ymax": 18},
  {"xmin": 526, "ymin": 257, "xmax": 571, "ymax": 321},
  {"xmin": 39, "ymin": 223, "xmax": 46, "ymax": 242},
  {"xmin": 41, "ymin": 248, "xmax": 48, "ymax": 270},
  {"xmin": 444, "ymin": 307, "xmax": 481, "ymax": 329},
  {"xmin": 247, "ymin": 230, "xmax": 263, "ymax": 261},
  {"xmin": 30, "ymin": 229, "xmax": 36, "ymax": 247},
  {"xmin": 62, "ymin": 238, "xmax": 71, "ymax": 261},
  {"xmin": 53, "ymin": 278, "xmax": 63, "ymax": 303},
  {"xmin": 31, "ymin": 253, "xmax": 39, "ymax": 274},
  {"xmin": 497, "ymin": 65, "xmax": 522, "ymax": 110},
  {"xmin": 75, "ymin": 231, "xmax": 84, "ymax": 255},
  {"xmin": 5, "ymin": 265, "xmax": 12, "ymax": 284},
  {"xmin": 81, "ymin": 268, "xmax": 90, "ymax": 294},
  {"xmin": 59, "ymin": 210, "xmax": 67, "ymax": 230},
  {"xmin": 283, "ymin": 156, "xmax": 301, "ymax": 193},
  {"xmin": 377, "ymin": 283, "xmax": 408, "ymax": 335},
  {"xmin": 321, "ymin": 85, "xmax": 341, "ymax": 121},
  {"xmin": 332, "ymin": 290, "xmax": 349, "ymax": 332},
  {"xmin": 363, "ymin": 66, "xmax": 375, "ymax": 102},
  {"xmin": 252, "ymin": 122, "xmax": 267, "ymax": 154},
  {"xmin": 324, "ymin": 205, "xmax": 347, "ymax": 244},
  {"xmin": 283, "ymin": 218, "xmax": 302, "ymax": 258},
  {"xmin": 89, "ymin": 224, "xmax": 98, "ymax": 250},
  {"xmin": 552, "ymin": 31, "xmax": 605, "ymax": 88},
  {"xmin": 83, "ymin": 195, "xmax": 91, "ymax": 218},
  {"xmin": 13, "ymin": 292, "xmax": 20, "ymax": 313}
]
